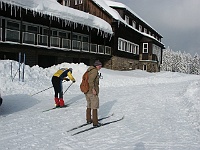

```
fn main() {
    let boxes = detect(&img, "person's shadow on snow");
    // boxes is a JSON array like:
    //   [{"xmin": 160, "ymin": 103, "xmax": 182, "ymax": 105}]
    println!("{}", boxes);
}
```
[
  {"xmin": 0, "ymin": 94, "xmax": 39, "ymax": 116},
  {"xmin": 134, "ymin": 142, "xmax": 146, "ymax": 150},
  {"xmin": 99, "ymin": 100, "xmax": 117, "ymax": 117},
  {"xmin": 65, "ymin": 94, "xmax": 85, "ymax": 105}
]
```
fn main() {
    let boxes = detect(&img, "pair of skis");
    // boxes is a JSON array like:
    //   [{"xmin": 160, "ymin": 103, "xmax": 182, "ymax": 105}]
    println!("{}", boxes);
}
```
[
  {"xmin": 43, "ymin": 107, "xmax": 124, "ymax": 135},
  {"xmin": 42, "ymin": 104, "xmax": 69, "ymax": 112},
  {"xmin": 67, "ymin": 113, "xmax": 124, "ymax": 136}
]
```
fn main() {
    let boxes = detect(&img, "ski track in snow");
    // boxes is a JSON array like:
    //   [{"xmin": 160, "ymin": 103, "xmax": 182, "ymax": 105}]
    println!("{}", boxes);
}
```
[{"xmin": 0, "ymin": 61, "xmax": 200, "ymax": 150}]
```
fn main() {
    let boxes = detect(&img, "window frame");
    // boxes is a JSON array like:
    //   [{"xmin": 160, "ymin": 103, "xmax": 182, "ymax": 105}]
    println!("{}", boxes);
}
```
[
  {"xmin": 143, "ymin": 43, "xmax": 148, "ymax": 53},
  {"xmin": 125, "ymin": 15, "xmax": 129, "ymax": 24},
  {"xmin": 132, "ymin": 20, "xmax": 136, "ymax": 28},
  {"xmin": 118, "ymin": 37, "xmax": 139, "ymax": 54},
  {"xmin": 139, "ymin": 25, "xmax": 142, "ymax": 32}
]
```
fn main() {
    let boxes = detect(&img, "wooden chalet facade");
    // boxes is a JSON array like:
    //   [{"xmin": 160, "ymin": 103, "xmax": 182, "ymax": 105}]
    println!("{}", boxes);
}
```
[
  {"xmin": 0, "ymin": 1, "xmax": 112, "ymax": 68},
  {"xmin": 60, "ymin": 0, "xmax": 165, "ymax": 72}
]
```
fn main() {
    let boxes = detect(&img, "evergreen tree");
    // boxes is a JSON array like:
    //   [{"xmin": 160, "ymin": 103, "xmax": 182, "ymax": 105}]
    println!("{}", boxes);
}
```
[{"xmin": 161, "ymin": 48, "xmax": 200, "ymax": 75}]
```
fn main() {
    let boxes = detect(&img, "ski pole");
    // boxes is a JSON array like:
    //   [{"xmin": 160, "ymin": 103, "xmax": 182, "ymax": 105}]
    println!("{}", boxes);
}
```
[
  {"xmin": 63, "ymin": 82, "xmax": 73, "ymax": 95},
  {"xmin": 31, "ymin": 80, "xmax": 67, "ymax": 96},
  {"xmin": 31, "ymin": 86, "xmax": 53, "ymax": 96}
]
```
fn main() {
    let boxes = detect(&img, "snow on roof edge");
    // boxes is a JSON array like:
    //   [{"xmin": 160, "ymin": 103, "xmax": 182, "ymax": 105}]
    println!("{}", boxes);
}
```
[
  {"xmin": 92, "ymin": 0, "xmax": 164, "ymax": 46},
  {"xmin": 0, "ymin": 0, "xmax": 113, "ymax": 35},
  {"xmin": 105, "ymin": 0, "xmax": 163, "ymax": 37}
]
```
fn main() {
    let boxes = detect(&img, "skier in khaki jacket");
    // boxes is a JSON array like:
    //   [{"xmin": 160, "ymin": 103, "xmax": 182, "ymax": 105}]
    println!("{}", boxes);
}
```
[{"xmin": 85, "ymin": 60, "xmax": 102, "ymax": 127}]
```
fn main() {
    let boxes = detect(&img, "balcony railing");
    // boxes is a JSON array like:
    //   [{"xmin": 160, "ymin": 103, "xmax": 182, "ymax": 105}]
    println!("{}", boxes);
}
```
[
  {"xmin": 90, "ymin": 44, "xmax": 97, "ymax": 53},
  {"xmin": 0, "ymin": 28, "xmax": 2, "ymax": 41},
  {"xmin": 50, "ymin": 37, "xmax": 60, "ymax": 48},
  {"xmin": 2, "ymin": 29, "xmax": 111, "ymax": 55},
  {"xmin": 23, "ymin": 32, "xmax": 35, "ymax": 45},
  {"xmin": 139, "ymin": 53, "xmax": 158, "ymax": 62},
  {"xmin": 5, "ymin": 29, "xmax": 20, "ymax": 43},
  {"xmin": 72, "ymin": 40, "xmax": 81, "ymax": 51},
  {"xmin": 62, "ymin": 38, "xmax": 71, "ymax": 49},
  {"xmin": 37, "ymin": 34, "xmax": 48, "ymax": 46},
  {"xmin": 98, "ymin": 45, "xmax": 104, "ymax": 54},
  {"xmin": 82, "ymin": 42, "xmax": 89, "ymax": 52},
  {"xmin": 105, "ymin": 46, "xmax": 111, "ymax": 55}
]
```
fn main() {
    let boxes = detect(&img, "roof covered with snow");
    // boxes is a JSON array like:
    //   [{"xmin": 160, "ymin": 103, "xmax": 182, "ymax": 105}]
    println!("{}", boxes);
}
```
[
  {"xmin": 0, "ymin": 0, "xmax": 113, "ymax": 35},
  {"xmin": 94, "ymin": 0, "xmax": 163, "ymax": 38}
]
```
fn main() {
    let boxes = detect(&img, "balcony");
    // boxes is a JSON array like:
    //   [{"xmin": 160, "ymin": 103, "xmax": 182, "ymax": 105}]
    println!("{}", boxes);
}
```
[
  {"xmin": 23, "ymin": 32, "xmax": 35, "ymax": 45},
  {"xmin": 139, "ymin": 53, "xmax": 158, "ymax": 62},
  {"xmin": 2, "ymin": 27, "xmax": 111, "ymax": 55},
  {"xmin": 5, "ymin": 29, "xmax": 20, "ymax": 43}
]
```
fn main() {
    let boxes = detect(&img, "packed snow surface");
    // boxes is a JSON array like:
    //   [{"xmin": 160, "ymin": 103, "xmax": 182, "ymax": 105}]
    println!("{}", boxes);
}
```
[{"xmin": 0, "ymin": 60, "xmax": 200, "ymax": 150}]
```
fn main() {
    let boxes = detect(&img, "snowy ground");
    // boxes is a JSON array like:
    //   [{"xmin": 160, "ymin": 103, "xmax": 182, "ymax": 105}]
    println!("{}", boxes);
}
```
[{"xmin": 0, "ymin": 60, "xmax": 200, "ymax": 150}]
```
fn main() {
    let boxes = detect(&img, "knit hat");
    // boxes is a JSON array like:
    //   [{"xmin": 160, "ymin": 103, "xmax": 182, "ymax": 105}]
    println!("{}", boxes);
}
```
[
  {"xmin": 68, "ymin": 68, "xmax": 73, "ymax": 73},
  {"xmin": 94, "ymin": 60, "xmax": 102, "ymax": 66}
]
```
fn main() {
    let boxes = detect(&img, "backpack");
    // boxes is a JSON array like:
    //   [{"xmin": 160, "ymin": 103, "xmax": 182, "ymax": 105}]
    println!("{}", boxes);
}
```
[{"xmin": 80, "ymin": 71, "xmax": 90, "ymax": 94}]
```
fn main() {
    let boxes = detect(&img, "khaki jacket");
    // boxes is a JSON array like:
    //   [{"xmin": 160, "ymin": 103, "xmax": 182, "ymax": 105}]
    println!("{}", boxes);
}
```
[{"xmin": 87, "ymin": 66, "xmax": 100, "ymax": 95}]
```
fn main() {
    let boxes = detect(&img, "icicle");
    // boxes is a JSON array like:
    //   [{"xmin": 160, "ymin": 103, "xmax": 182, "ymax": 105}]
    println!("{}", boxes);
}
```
[
  {"xmin": 32, "ymin": 10, "xmax": 35, "ymax": 17},
  {"xmin": 65, "ymin": 20, "xmax": 67, "ymax": 27},
  {"xmin": 14, "ymin": 6, "xmax": 17, "ymax": 17},
  {"xmin": 109, "ymin": 34, "xmax": 112, "ymax": 41},
  {"xmin": 10, "ymin": 4, "xmax": 12, "ymax": 16},
  {"xmin": 20, "ymin": 7, "xmax": 21, "ymax": 18},
  {"xmin": 4, "ymin": 2, "xmax": 6, "ymax": 11}
]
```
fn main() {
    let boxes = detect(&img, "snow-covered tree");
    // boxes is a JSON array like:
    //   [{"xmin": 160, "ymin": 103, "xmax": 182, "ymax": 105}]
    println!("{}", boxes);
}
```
[{"xmin": 161, "ymin": 48, "xmax": 200, "ymax": 75}]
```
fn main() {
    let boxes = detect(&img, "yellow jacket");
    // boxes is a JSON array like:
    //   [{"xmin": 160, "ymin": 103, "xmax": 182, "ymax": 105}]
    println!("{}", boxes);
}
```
[{"xmin": 53, "ymin": 68, "xmax": 75, "ymax": 82}]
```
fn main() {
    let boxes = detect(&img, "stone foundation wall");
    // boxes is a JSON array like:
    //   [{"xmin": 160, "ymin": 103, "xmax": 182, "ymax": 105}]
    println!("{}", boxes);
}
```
[
  {"xmin": 104, "ymin": 56, "xmax": 159, "ymax": 72},
  {"xmin": 104, "ymin": 56, "xmax": 139, "ymax": 71}
]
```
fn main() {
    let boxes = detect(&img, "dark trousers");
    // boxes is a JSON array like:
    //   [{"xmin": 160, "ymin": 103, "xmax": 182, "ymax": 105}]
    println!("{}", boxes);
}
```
[{"xmin": 51, "ymin": 76, "xmax": 63, "ymax": 98}]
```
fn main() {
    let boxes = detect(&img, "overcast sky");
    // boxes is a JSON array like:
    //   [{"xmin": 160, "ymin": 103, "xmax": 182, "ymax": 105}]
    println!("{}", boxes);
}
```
[{"xmin": 115, "ymin": 0, "xmax": 200, "ymax": 56}]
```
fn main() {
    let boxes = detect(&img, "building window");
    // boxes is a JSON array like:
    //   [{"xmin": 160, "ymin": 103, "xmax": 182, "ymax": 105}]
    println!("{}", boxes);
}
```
[
  {"xmin": 139, "ymin": 25, "xmax": 142, "ymax": 32},
  {"xmin": 75, "ymin": 0, "xmax": 82, "ymax": 5},
  {"xmin": 64, "ymin": 0, "xmax": 70, "ymax": 6},
  {"xmin": 75, "ymin": 0, "xmax": 78, "ymax": 5},
  {"xmin": 105, "ymin": 46, "xmax": 111, "ymax": 55},
  {"xmin": 153, "ymin": 44, "xmax": 161, "ymax": 62},
  {"xmin": 118, "ymin": 39, "xmax": 122, "ymax": 50},
  {"xmin": 5, "ymin": 20, "xmax": 20, "ymax": 43},
  {"xmin": 72, "ymin": 32, "xmax": 89, "ymax": 51},
  {"xmin": 149, "ymin": 31, "xmax": 151, "ymax": 36},
  {"xmin": 135, "ymin": 45, "xmax": 139, "ymax": 54},
  {"xmin": 132, "ymin": 20, "xmax": 136, "ymax": 28},
  {"xmin": 125, "ymin": 15, "xmax": 129, "ymax": 24},
  {"xmin": 0, "ymin": 18, "xmax": 2, "ymax": 41},
  {"xmin": 79, "ymin": 0, "xmax": 83, "ymax": 4},
  {"xmin": 51, "ymin": 30, "xmax": 60, "ymax": 47},
  {"xmin": 118, "ymin": 38, "xmax": 139, "ymax": 54},
  {"xmin": 143, "ymin": 43, "xmax": 148, "ymax": 53},
  {"xmin": 144, "ymin": 28, "xmax": 147, "ymax": 33},
  {"xmin": 37, "ymin": 27, "xmax": 48, "ymax": 46},
  {"xmin": 143, "ymin": 64, "xmax": 147, "ymax": 71},
  {"xmin": 22, "ymin": 23, "xmax": 38, "ymax": 45}
]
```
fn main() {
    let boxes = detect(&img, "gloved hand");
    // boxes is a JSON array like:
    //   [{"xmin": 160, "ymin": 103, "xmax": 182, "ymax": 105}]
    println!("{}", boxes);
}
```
[{"xmin": 64, "ymin": 78, "xmax": 70, "ymax": 81}]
